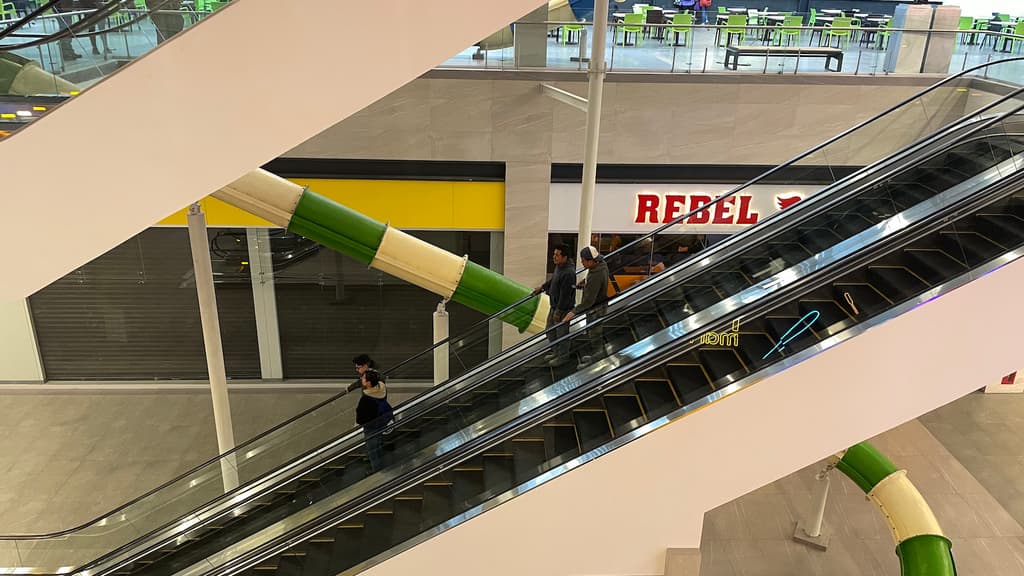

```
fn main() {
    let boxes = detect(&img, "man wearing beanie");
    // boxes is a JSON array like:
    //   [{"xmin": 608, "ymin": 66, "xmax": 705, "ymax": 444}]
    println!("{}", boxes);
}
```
[{"xmin": 562, "ymin": 245, "xmax": 610, "ymax": 368}]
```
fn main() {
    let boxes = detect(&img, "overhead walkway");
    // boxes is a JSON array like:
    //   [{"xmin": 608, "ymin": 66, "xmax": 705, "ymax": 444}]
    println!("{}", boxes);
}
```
[
  {"xmin": 2, "ymin": 60, "xmax": 1023, "ymax": 576},
  {"xmin": 0, "ymin": 0, "xmax": 549, "ymax": 302}
]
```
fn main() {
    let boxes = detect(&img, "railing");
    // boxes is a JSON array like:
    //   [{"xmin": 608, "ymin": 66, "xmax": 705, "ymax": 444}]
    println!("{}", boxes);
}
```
[{"xmin": 440, "ymin": 18, "xmax": 1024, "ymax": 83}]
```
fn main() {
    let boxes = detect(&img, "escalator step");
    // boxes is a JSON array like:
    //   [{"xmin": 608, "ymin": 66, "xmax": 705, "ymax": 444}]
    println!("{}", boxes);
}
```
[
  {"xmin": 682, "ymin": 285, "xmax": 723, "ymax": 312},
  {"xmin": 768, "ymin": 242, "xmax": 812, "ymax": 267},
  {"xmin": 974, "ymin": 214, "xmax": 1024, "ymax": 249},
  {"xmin": 867, "ymin": 266, "xmax": 930, "ymax": 301},
  {"xmin": 655, "ymin": 297, "xmax": 688, "ymax": 325},
  {"xmin": 300, "ymin": 541, "xmax": 333, "ymax": 576},
  {"xmin": 665, "ymin": 364, "xmax": 714, "ymax": 404},
  {"xmin": 832, "ymin": 282, "xmax": 891, "ymax": 317},
  {"xmin": 763, "ymin": 316, "xmax": 821, "ymax": 356},
  {"xmin": 630, "ymin": 311, "xmax": 665, "ymax": 340},
  {"xmin": 940, "ymin": 231, "xmax": 1005, "ymax": 266},
  {"xmin": 511, "ymin": 437, "xmax": 547, "ymax": 480},
  {"xmin": 392, "ymin": 496, "xmax": 424, "ymax": 543},
  {"xmin": 697, "ymin": 348, "xmax": 748, "ymax": 384},
  {"xmin": 603, "ymin": 394, "xmax": 646, "ymax": 433},
  {"xmin": 634, "ymin": 378, "xmax": 679, "ymax": 419},
  {"xmin": 543, "ymin": 423, "xmax": 581, "ymax": 460},
  {"xmin": 735, "ymin": 255, "xmax": 775, "ymax": 280},
  {"xmin": 420, "ymin": 483, "xmax": 455, "ymax": 530},
  {"xmin": 603, "ymin": 324, "xmax": 637, "ymax": 355},
  {"xmin": 798, "ymin": 299, "xmax": 852, "ymax": 334},
  {"xmin": 706, "ymin": 270, "xmax": 750, "ymax": 297},
  {"xmin": 572, "ymin": 409, "xmax": 613, "ymax": 452},
  {"xmin": 902, "ymin": 248, "xmax": 967, "ymax": 285},
  {"xmin": 274, "ymin": 552, "xmax": 305, "ymax": 576},
  {"xmin": 483, "ymin": 454, "xmax": 517, "ymax": 495},
  {"xmin": 451, "ymin": 467, "xmax": 485, "ymax": 516},
  {"xmin": 733, "ymin": 332, "xmax": 776, "ymax": 369},
  {"xmin": 327, "ymin": 526, "xmax": 362, "ymax": 575},
  {"xmin": 798, "ymin": 227, "xmax": 842, "ymax": 253}
]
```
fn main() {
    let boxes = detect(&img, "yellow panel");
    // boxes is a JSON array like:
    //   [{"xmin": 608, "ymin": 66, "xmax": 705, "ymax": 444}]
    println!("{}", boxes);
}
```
[{"xmin": 157, "ymin": 179, "xmax": 504, "ymax": 230}]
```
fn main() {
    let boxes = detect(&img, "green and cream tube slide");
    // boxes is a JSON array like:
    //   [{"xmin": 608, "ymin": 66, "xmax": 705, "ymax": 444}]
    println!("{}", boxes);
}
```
[
  {"xmin": 836, "ymin": 442, "xmax": 956, "ymax": 576},
  {"xmin": 214, "ymin": 170, "xmax": 549, "ymax": 333}
]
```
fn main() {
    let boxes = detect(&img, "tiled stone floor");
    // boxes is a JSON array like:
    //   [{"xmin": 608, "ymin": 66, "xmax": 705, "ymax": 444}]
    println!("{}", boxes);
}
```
[{"xmin": 701, "ymin": 412, "xmax": 1024, "ymax": 575}]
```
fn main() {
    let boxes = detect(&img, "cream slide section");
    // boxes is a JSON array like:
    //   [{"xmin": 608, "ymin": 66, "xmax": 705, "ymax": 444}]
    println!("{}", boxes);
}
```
[
  {"xmin": 0, "ymin": 0, "xmax": 546, "ymax": 302},
  {"xmin": 356, "ymin": 257, "xmax": 1024, "ymax": 576}
]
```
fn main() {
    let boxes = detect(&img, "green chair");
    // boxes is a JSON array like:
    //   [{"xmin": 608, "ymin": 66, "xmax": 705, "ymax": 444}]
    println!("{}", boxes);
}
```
[
  {"xmin": 209, "ymin": 1, "xmax": 228, "ymax": 11},
  {"xmin": 773, "ymin": 15, "xmax": 803, "ymax": 46},
  {"xmin": 0, "ymin": 1, "xmax": 17, "ymax": 22},
  {"xmin": 1012, "ymin": 20, "xmax": 1024, "ymax": 52},
  {"xmin": 720, "ymin": 14, "xmax": 746, "ymax": 46},
  {"xmin": 617, "ymin": 13, "xmax": 644, "ymax": 47},
  {"xmin": 824, "ymin": 16, "xmax": 853, "ymax": 48},
  {"xmin": 561, "ymin": 21, "xmax": 584, "ymax": 44},
  {"xmin": 808, "ymin": 8, "xmax": 823, "ymax": 45},
  {"xmin": 957, "ymin": 16, "xmax": 975, "ymax": 43},
  {"xmin": 874, "ymin": 20, "xmax": 891, "ymax": 50},
  {"xmin": 663, "ymin": 12, "xmax": 693, "ymax": 46}
]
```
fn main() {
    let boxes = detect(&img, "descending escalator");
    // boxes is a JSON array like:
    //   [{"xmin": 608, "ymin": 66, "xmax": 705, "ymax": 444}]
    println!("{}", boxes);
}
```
[
  {"xmin": 50, "ymin": 111, "xmax": 1023, "ymax": 576},
  {"xmin": 3, "ymin": 60, "xmax": 1023, "ymax": 576}
]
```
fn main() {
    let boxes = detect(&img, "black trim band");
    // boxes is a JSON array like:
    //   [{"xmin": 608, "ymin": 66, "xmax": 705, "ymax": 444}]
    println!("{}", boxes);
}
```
[
  {"xmin": 263, "ymin": 158, "xmax": 506, "ymax": 182},
  {"xmin": 551, "ymin": 163, "xmax": 863, "ymax": 184}
]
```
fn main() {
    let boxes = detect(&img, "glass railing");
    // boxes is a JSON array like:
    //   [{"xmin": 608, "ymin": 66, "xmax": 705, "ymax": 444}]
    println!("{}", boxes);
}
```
[
  {"xmin": 1, "ymin": 58, "xmax": 1020, "ymax": 575},
  {"xmin": 148, "ymin": 110, "xmax": 1024, "ymax": 576},
  {"xmin": 443, "ymin": 14, "xmax": 1024, "ymax": 82}
]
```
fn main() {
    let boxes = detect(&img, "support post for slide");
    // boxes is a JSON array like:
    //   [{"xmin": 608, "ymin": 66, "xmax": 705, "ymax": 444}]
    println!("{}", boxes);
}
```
[
  {"xmin": 433, "ymin": 300, "xmax": 450, "ymax": 386},
  {"xmin": 793, "ymin": 465, "xmax": 832, "ymax": 550},
  {"xmin": 576, "ymin": 0, "xmax": 609, "ymax": 266},
  {"xmin": 187, "ymin": 203, "xmax": 239, "ymax": 493}
]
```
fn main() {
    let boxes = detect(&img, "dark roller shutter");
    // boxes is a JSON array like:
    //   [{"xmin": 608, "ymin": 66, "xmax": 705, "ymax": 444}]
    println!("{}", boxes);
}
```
[
  {"xmin": 275, "ymin": 231, "xmax": 490, "ymax": 380},
  {"xmin": 29, "ymin": 228, "xmax": 260, "ymax": 380}
]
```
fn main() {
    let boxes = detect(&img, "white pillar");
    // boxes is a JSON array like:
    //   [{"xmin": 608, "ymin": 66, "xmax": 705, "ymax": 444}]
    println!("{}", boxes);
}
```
[
  {"xmin": 187, "ymin": 203, "xmax": 239, "ymax": 492},
  {"xmin": 433, "ymin": 301, "xmax": 450, "ymax": 385},
  {"xmin": 246, "ymin": 228, "xmax": 283, "ymax": 380},
  {"xmin": 575, "ymin": 0, "xmax": 609, "ymax": 259},
  {"xmin": 0, "ymin": 299, "xmax": 45, "ymax": 383},
  {"xmin": 793, "ymin": 467, "xmax": 831, "ymax": 550},
  {"xmin": 488, "ymin": 231, "xmax": 505, "ymax": 358}
]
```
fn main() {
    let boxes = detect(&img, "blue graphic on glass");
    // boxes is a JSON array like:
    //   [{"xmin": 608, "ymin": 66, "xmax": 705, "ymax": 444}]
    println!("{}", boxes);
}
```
[{"xmin": 761, "ymin": 310, "xmax": 820, "ymax": 360}]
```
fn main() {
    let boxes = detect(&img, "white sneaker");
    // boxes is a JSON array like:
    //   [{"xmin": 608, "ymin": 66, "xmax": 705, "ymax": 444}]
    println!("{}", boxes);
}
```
[{"xmin": 576, "ymin": 355, "xmax": 593, "ymax": 370}]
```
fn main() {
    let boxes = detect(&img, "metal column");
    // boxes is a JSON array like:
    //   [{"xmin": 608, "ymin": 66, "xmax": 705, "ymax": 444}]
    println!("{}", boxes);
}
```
[
  {"xmin": 575, "ymin": 0, "xmax": 610, "ymax": 257},
  {"xmin": 187, "ymin": 203, "xmax": 239, "ymax": 492},
  {"xmin": 246, "ymin": 228, "xmax": 283, "ymax": 380}
]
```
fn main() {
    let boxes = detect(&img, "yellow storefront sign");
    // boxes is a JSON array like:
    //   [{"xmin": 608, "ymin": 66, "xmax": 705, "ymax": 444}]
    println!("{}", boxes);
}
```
[{"xmin": 158, "ymin": 179, "xmax": 505, "ymax": 230}]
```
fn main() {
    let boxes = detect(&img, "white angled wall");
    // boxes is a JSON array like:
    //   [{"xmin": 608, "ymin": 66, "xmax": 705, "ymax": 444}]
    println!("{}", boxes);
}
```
[
  {"xmin": 360, "ymin": 256, "xmax": 1024, "ymax": 576},
  {"xmin": 0, "ymin": 0, "xmax": 547, "ymax": 303},
  {"xmin": 0, "ymin": 299, "xmax": 44, "ymax": 382}
]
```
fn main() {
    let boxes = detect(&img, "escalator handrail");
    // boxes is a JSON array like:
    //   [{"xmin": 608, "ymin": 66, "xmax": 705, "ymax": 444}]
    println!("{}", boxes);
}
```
[
  {"xmin": 205, "ymin": 140, "xmax": 1024, "ymax": 576},
  {"xmin": 1, "ymin": 59, "xmax": 1020, "ymax": 545},
  {"xmin": 61, "ymin": 102, "xmax": 1024, "ymax": 576}
]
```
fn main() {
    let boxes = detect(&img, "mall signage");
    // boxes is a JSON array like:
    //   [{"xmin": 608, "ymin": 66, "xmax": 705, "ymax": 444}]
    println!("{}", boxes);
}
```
[{"xmin": 548, "ymin": 183, "xmax": 821, "ymax": 233}]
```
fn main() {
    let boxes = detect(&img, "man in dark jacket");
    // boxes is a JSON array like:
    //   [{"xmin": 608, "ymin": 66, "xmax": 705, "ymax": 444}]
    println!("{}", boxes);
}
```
[
  {"xmin": 356, "ymin": 369, "xmax": 393, "ymax": 472},
  {"xmin": 533, "ymin": 244, "xmax": 575, "ymax": 363},
  {"xmin": 563, "ymin": 245, "xmax": 610, "ymax": 368},
  {"xmin": 347, "ymin": 353, "xmax": 377, "ymax": 392}
]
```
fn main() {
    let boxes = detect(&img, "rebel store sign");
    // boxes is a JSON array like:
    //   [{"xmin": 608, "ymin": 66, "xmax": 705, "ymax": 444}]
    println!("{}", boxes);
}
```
[{"xmin": 549, "ymin": 183, "xmax": 820, "ymax": 233}]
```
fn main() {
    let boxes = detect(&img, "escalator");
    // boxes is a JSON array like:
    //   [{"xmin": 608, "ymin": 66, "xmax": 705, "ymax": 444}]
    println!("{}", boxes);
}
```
[{"xmin": 4, "ymin": 64, "xmax": 1023, "ymax": 576}]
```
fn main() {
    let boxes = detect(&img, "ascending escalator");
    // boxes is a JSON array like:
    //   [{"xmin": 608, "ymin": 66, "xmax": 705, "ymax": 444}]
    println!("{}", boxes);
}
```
[{"xmin": 7, "ymin": 76, "xmax": 1020, "ymax": 576}]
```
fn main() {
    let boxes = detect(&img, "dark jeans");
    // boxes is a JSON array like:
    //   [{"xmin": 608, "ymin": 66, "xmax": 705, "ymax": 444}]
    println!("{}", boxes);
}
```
[
  {"xmin": 583, "ymin": 303, "xmax": 608, "ymax": 359},
  {"xmin": 697, "ymin": 7, "xmax": 710, "ymax": 24},
  {"xmin": 546, "ymin": 308, "xmax": 571, "ymax": 356},
  {"xmin": 364, "ymin": 428, "xmax": 384, "ymax": 472},
  {"xmin": 55, "ymin": 10, "xmax": 78, "ymax": 56}
]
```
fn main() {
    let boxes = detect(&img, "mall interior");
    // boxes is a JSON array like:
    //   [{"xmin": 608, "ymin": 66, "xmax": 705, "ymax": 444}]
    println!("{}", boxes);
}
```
[{"xmin": 2, "ymin": 0, "xmax": 1024, "ymax": 574}]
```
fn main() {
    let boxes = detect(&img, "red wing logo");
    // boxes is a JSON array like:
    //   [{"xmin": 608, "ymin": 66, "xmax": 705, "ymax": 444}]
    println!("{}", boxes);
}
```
[{"xmin": 776, "ymin": 195, "xmax": 803, "ymax": 210}]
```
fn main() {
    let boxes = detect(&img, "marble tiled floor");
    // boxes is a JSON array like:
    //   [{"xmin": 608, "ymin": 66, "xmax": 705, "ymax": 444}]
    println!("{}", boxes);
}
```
[
  {"xmin": 701, "ymin": 416, "xmax": 1024, "ymax": 575},
  {"xmin": 0, "ymin": 388, "xmax": 415, "ymax": 534},
  {"xmin": 921, "ymin": 392, "xmax": 1024, "ymax": 530}
]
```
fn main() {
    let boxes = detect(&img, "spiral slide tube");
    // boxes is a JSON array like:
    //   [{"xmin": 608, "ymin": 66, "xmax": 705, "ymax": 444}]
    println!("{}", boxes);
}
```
[
  {"xmin": 835, "ymin": 443, "xmax": 957, "ymax": 576},
  {"xmin": 214, "ymin": 170, "xmax": 550, "ymax": 333}
]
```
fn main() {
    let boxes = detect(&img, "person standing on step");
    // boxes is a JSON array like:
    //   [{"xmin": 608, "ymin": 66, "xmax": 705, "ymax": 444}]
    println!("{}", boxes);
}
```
[
  {"xmin": 356, "ymin": 369, "xmax": 393, "ymax": 472},
  {"xmin": 146, "ymin": 0, "xmax": 183, "ymax": 44},
  {"xmin": 562, "ymin": 245, "xmax": 610, "ymax": 369},
  {"xmin": 55, "ymin": 0, "xmax": 82, "ymax": 61},
  {"xmin": 532, "ymin": 244, "xmax": 576, "ymax": 365},
  {"xmin": 79, "ymin": 0, "xmax": 111, "ymax": 56},
  {"xmin": 347, "ymin": 353, "xmax": 378, "ymax": 393}
]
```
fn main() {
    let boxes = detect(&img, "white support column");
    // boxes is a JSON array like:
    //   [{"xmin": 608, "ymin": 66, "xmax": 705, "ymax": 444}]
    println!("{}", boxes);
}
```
[
  {"xmin": 575, "ymin": 0, "xmax": 609, "ymax": 261},
  {"xmin": 433, "ymin": 301, "xmax": 450, "ymax": 386},
  {"xmin": 793, "ymin": 466, "xmax": 832, "ymax": 550},
  {"xmin": 246, "ymin": 228, "xmax": 283, "ymax": 380},
  {"xmin": 488, "ymin": 231, "xmax": 505, "ymax": 358},
  {"xmin": 187, "ymin": 203, "xmax": 239, "ymax": 492},
  {"xmin": 0, "ymin": 299, "xmax": 45, "ymax": 383}
]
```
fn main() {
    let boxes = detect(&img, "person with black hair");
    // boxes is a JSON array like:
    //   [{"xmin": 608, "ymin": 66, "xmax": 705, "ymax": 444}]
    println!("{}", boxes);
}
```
[
  {"xmin": 563, "ymin": 245, "xmax": 610, "ymax": 369},
  {"xmin": 347, "ymin": 353, "xmax": 377, "ymax": 392},
  {"xmin": 532, "ymin": 244, "xmax": 576, "ymax": 364},
  {"xmin": 356, "ymin": 369, "xmax": 393, "ymax": 472}
]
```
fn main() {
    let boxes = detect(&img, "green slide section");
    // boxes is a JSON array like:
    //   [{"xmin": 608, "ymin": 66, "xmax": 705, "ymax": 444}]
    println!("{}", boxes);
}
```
[
  {"xmin": 288, "ymin": 191, "xmax": 387, "ymax": 266},
  {"xmin": 452, "ymin": 260, "xmax": 539, "ymax": 330},
  {"xmin": 836, "ymin": 442, "xmax": 956, "ymax": 576}
]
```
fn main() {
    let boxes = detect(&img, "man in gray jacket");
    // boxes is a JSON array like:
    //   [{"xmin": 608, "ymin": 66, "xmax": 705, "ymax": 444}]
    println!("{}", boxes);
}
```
[
  {"xmin": 562, "ymin": 245, "xmax": 610, "ymax": 368},
  {"xmin": 533, "ymin": 244, "xmax": 576, "ymax": 363}
]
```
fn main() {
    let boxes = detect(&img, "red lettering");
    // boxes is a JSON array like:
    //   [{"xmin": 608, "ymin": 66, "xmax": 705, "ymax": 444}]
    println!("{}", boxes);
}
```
[
  {"xmin": 712, "ymin": 195, "xmax": 736, "ymax": 224},
  {"xmin": 635, "ymin": 194, "xmax": 660, "ymax": 224},
  {"xmin": 662, "ymin": 195, "xmax": 687, "ymax": 223},
  {"xmin": 735, "ymin": 195, "xmax": 760, "ymax": 224},
  {"xmin": 687, "ymin": 195, "xmax": 713, "ymax": 224}
]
